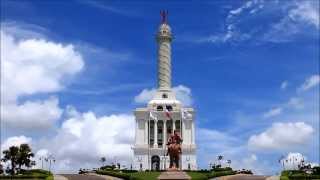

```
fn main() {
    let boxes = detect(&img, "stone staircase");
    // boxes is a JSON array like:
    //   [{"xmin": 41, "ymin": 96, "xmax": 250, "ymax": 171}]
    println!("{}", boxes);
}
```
[{"xmin": 157, "ymin": 171, "xmax": 191, "ymax": 180}]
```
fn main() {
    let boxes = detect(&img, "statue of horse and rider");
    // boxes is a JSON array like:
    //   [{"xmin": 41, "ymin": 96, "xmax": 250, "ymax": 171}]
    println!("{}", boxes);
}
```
[{"xmin": 166, "ymin": 129, "xmax": 182, "ymax": 170}]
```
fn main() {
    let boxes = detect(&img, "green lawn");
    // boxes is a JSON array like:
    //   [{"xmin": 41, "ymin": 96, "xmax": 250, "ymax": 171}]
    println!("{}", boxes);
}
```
[
  {"xmin": 186, "ymin": 171, "xmax": 209, "ymax": 180},
  {"xmin": 128, "ymin": 171, "xmax": 161, "ymax": 180}
]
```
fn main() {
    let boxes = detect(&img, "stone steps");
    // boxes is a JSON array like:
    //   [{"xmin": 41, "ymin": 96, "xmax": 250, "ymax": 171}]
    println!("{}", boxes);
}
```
[{"xmin": 157, "ymin": 171, "xmax": 191, "ymax": 180}]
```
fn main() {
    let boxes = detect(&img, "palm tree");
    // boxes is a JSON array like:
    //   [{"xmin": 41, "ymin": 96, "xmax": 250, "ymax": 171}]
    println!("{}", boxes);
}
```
[
  {"xmin": 0, "ymin": 163, "xmax": 4, "ymax": 174},
  {"xmin": 17, "ymin": 144, "xmax": 34, "ymax": 171},
  {"xmin": 100, "ymin": 157, "xmax": 106, "ymax": 167},
  {"xmin": 217, "ymin": 155, "xmax": 223, "ymax": 167},
  {"xmin": 2, "ymin": 146, "xmax": 19, "ymax": 175},
  {"xmin": 227, "ymin": 160, "xmax": 231, "ymax": 167}
]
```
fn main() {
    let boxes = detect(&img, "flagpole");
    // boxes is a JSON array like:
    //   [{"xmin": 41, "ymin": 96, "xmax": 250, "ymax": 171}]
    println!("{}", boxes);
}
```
[
  {"xmin": 148, "ymin": 111, "xmax": 150, "ymax": 170},
  {"xmin": 180, "ymin": 107, "xmax": 183, "ymax": 170}
]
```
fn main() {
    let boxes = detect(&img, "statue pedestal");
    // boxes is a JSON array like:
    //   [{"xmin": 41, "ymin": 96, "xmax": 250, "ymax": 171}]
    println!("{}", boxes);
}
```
[{"xmin": 157, "ymin": 171, "xmax": 191, "ymax": 180}]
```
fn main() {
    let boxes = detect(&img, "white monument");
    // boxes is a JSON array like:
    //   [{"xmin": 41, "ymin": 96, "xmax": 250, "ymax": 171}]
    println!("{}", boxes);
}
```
[{"xmin": 132, "ymin": 12, "xmax": 197, "ymax": 171}]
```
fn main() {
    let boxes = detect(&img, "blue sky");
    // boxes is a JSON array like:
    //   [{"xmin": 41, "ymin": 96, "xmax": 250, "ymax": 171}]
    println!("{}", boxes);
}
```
[{"xmin": 1, "ymin": 0, "xmax": 319, "ymax": 175}]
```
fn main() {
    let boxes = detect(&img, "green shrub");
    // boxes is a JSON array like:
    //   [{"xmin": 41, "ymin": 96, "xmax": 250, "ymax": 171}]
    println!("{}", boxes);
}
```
[
  {"xmin": 313, "ymin": 166, "xmax": 320, "ymax": 175},
  {"xmin": 0, "ymin": 169, "xmax": 52, "ymax": 179},
  {"xmin": 280, "ymin": 175, "xmax": 290, "ymax": 180},
  {"xmin": 0, "ymin": 174, "xmax": 48, "ymax": 179},
  {"xmin": 207, "ymin": 170, "xmax": 236, "ymax": 178},
  {"xmin": 212, "ymin": 167, "xmax": 232, "ymax": 172}
]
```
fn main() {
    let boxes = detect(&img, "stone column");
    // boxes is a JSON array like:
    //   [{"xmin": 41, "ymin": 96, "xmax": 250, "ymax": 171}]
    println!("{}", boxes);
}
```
[
  {"xmin": 154, "ymin": 120, "xmax": 158, "ymax": 148},
  {"xmin": 145, "ymin": 120, "xmax": 148, "ymax": 145},
  {"xmin": 172, "ymin": 120, "xmax": 176, "ymax": 132},
  {"xmin": 181, "ymin": 119, "xmax": 185, "ymax": 144},
  {"xmin": 135, "ymin": 119, "xmax": 137, "ymax": 143},
  {"xmin": 163, "ymin": 120, "xmax": 167, "ymax": 145},
  {"xmin": 191, "ymin": 121, "xmax": 195, "ymax": 144}
]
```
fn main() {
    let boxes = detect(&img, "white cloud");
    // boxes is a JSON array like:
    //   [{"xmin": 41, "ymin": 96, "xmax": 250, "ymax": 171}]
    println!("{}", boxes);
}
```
[
  {"xmin": 1, "ymin": 135, "xmax": 32, "ymax": 151},
  {"xmin": 263, "ymin": 107, "xmax": 282, "ymax": 118},
  {"xmin": 1, "ymin": 24, "xmax": 84, "ymax": 130},
  {"xmin": 134, "ymin": 88, "xmax": 157, "ymax": 104},
  {"xmin": 263, "ymin": 1, "xmax": 319, "ymax": 43},
  {"xmin": 289, "ymin": 1, "xmax": 319, "ymax": 29},
  {"xmin": 37, "ymin": 107, "xmax": 135, "ymax": 173},
  {"xmin": 298, "ymin": 74, "xmax": 320, "ymax": 92},
  {"xmin": 248, "ymin": 122, "xmax": 314, "ymax": 151},
  {"xmin": 197, "ymin": 0, "xmax": 319, "ymax": 44},
  {"xmin": 281, "ymin": 81, "xmax": 288, "ymax": 90},
  {"xmin": 196, "ymin": 128, "xmax": 271, "ymax": 174},
  {"xmin": 2, "ymin": 97, "xmax": 62, "ymax": 129},
  {"xmin": 134, "ymin": 85, "xmax": 193, "ymax": 106}
]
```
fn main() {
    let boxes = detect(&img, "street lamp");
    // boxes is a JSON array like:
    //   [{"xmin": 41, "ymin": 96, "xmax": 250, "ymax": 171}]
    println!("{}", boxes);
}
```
[
  {"xmin": 137, "ymin": 156, "xmax": 143, "ymax": 171},
  {"xmin": 46, "ymin": 155, "xmax": 55, "ymax": 172}
]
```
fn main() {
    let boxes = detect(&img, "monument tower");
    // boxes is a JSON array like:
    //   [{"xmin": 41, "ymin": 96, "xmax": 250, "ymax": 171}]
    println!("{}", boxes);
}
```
[{"xmin": 133, "ymin": 11, "xmax": 197, "ymax": 171}]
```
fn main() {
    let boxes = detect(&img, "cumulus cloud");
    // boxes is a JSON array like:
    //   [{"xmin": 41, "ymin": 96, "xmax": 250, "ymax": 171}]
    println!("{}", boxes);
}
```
[
  {"xmin": 37, "ymin": 107, "xmax": 135, "ymax": 173},
  {"xmin": 134, "ymin": 85, "xmax": 193, "ymax": 106},
  {"xmin": 248, "ymin": 122, "xmax": 314, "ymax": 151},
  {"xmin": 263, "ymin": 107, "xmax": 282, "ymax": 118},
  {"xmin": 1, "ymin": 135, "xmax": 32, "ymax": 151},
  {"xmin": 298, "ymin": 74, "xmax": 320, "ymax": 92},
  {"xmin": 2, "ymin": 97, "xmax": 62, "ymax": 129},
  {"xmin": 1, "ymin": 23, "xmax": 84, "ymax": 130},
  {"xmin": 134, "ymin": 88, "xmax": 157, "ymax": 104}
]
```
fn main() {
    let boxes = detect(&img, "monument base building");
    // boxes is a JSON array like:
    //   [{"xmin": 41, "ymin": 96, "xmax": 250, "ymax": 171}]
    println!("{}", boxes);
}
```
[{"xmin": 132, "ymin": 12, "xmax": 197, "ymax": 171}]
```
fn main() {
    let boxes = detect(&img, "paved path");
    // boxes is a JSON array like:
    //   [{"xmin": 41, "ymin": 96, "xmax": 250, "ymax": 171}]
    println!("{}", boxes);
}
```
[
  {"xmin": 54, "ymin": 174, "xmax": 68, "ymax": 180},
  {"xmin": 55, "ymin": 173, "xmax": 123, "ymax": 180},
  {"xmin": 212, "ymin": 174, "xmax": 271, "ymax": 180}
]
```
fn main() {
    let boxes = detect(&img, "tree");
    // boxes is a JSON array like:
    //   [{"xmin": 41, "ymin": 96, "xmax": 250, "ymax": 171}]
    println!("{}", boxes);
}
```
[
  {"xmin": 17, "ymin": 144, "xmax": 34, "ymax": 171},
  {"xmin": 0, "ymin": 163, "xmax": 3, "ymax": 174},
  {"xmin": 217, "ymin": 155, "xmax": 223, "ymax": 166},
  {"xmin": 2, "ymin": 146, "xmax": 19, "ymax": 175},
  {"xmin": 1, "ymin": 144, "xmax": 35, "ymax": 175},
  {"xmin": 227, "ymin": 160, "xmax": 231, "ymax": 167},
  {"xmin": 100, "ymin": 157, "xmax": 106, "ymax": 166}
]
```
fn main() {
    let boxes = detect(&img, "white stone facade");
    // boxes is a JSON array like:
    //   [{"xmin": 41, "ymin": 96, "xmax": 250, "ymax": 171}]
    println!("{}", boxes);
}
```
[{"xmin": 132, "ymin": 18, "xmax": 197, "ymax": 171}]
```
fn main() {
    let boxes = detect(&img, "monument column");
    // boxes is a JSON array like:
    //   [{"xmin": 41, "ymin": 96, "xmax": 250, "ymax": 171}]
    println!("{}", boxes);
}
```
[
  {"xmin": 154, "ymin": 120, "xmax": 158, "ymax": 148},
  {"xmin": 157, "ymin": 11, "xmax": 172, "ymax": 91}
]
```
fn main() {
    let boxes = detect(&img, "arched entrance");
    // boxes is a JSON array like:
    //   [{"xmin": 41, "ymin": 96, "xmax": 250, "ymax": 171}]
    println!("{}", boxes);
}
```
[{"xmin": 151, "ymin": 155, "xmax": 160, "ymax": 171}]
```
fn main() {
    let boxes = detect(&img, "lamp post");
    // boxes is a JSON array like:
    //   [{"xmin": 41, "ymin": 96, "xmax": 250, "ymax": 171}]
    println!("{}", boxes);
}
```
[
  {"xmin": 39, "ymin": 157, "xmax": 45, "ymax": 169},
  {"xmin": 137, "ymin": 156, "xmax": 143, "ymax": 171},
  {"xmin": 46, "ymin": 155, "xmax": 55, "ymax": 172}
]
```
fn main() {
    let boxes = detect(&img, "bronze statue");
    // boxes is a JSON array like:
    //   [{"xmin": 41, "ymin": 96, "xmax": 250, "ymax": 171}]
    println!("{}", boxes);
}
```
[{"xmin": 166, "ymin": 130, "xmax": 182, "ymax": 170}]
